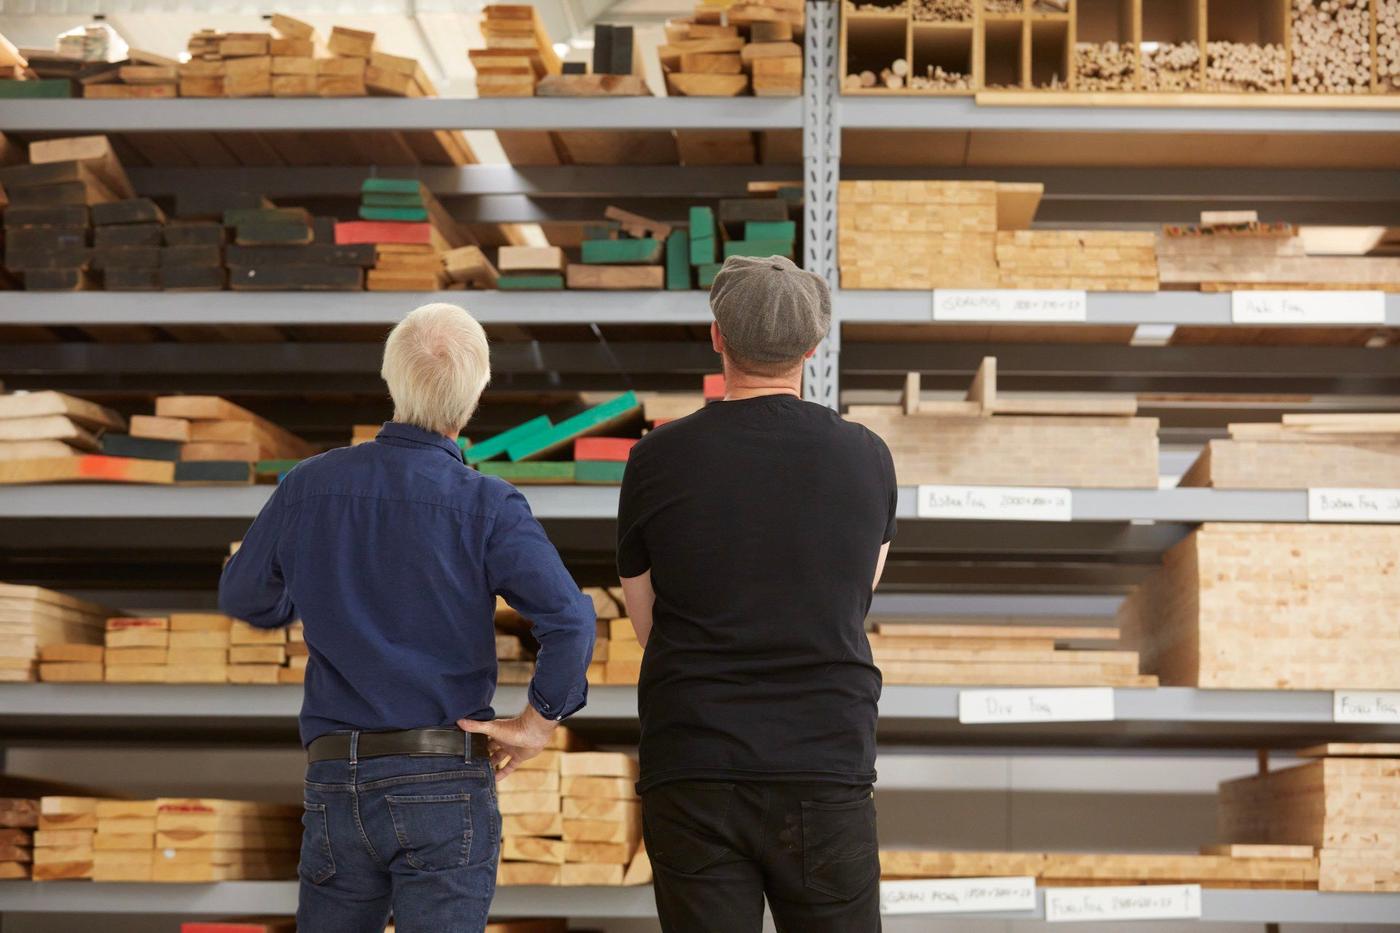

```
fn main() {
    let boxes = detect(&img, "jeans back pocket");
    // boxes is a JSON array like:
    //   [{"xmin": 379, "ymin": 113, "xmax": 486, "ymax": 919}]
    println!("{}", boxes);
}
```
[
  {"xmin": 300, "ymin": 801, "xmax": 336, "ymax": 885},
  {"xmin": 386, "ymin": 793, "xmax": 472, "ymax": 872},
  {"xmin": 800, "ymin": 795, "xmax": 879, "ymax": 901}
]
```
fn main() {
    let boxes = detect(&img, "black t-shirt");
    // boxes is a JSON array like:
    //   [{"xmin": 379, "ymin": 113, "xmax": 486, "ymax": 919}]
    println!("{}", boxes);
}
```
[{"xmin": 617, "ymin": 393, "xmax": 897, "ymax": 793}]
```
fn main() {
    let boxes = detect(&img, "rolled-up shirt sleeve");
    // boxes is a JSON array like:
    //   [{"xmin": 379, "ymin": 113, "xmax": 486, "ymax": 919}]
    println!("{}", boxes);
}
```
[
  {"xmin": 485, "ymin": 489, "xmax": 595, "ymax": 720},
  {"xmin": 219, "ymin": 482, "xmax": 298, "ymax": 629}
]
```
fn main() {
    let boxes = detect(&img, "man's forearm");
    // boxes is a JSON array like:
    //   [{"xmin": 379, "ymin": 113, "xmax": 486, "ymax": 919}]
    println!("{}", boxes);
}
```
[{"xmin": 620, "ymin": 571, "xmax": 655, "ymax": 648}]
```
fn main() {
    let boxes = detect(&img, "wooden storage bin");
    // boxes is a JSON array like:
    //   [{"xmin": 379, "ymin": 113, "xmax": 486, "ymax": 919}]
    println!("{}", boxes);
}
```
[
  {"xmin": 1204, "ymin": 0, "xmax": 1287, "ymax": 90},
  {"xmin": 1382, "ymin": 0, "xmax": 1400, "ymax": 92},
  {"xmin": 1140, "ymin": 0, "xmax": 1204, "ymax": 89},
  {"xmin": 1030, "ymin": 16, "xmax": 1073, "ymax": 86},
  {"xmin": 842, "ymin": 5, "xmax": 915, "ymax": 90},
  {"xmin": 1290, "ymin": 0, "xmax": 1374, "ymax": 93},
  {"xmin": 910, "ymin": 23, "xmax": 977, "ymax": 90},
  {"xmin": 1075, "ymin": 0, "xmax": 1138, "ymax": 88},
  {"xmin": 1118, "ymin": 523, "xmax": 1400, "ymax": 689},
  {"xmin": 983, "ymin": 17, "xmax": 1028, "ymax": 85}
]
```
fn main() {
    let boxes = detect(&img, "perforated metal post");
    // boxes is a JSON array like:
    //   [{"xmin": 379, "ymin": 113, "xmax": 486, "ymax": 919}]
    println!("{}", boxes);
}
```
[{"xmin": 802, "ymin": 0, "xmax": 840, "ymax": 410}]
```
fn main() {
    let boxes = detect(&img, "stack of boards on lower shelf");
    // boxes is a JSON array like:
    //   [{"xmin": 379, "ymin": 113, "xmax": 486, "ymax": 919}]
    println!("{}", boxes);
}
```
[
  {"xmin": 0, "ymin": 392, "xmax": 315, "ymax": 486},
  {"xmin": 1183, "ymin": 412, "xmax": 1400, "ymax": 489},
  {"xmin": 846, "ymin": 359, "xmax": 1159, "ymax": 487},
  {"xmin": 335, "ymin": 177, "xmax": 486, "ymax": 291},
  {"xmin": 464, "ymin": 392, "xmax": 643, "ymax": 486},
  {"xmin": 0, "ymin": 799, "xmax": 35, "ymax": 879},
  {"xmin": 1219, "ymin": 744, "xmax": 1400, "ymax": 892},
  {"xmin": 498, "ymin": 736, "xmax": 651, "ymax": 887},
  {"xmin": 871, "ymin": 619, "xmax": 1155, "ymax": 687},
  {"xmin": 1160, "ymin": 211, "xmax": 1400, "ymax": 291},
  {"xmin": 31, "ymin": 797, "xmax": 299, "ymax": 881},
  {"xmin": 580, "ymin": 587, "xmax": 644, "ymax": 686},
  {"xmin": 1119, "ymin": 523, "xmax": 1400, "ymax": 689},
  {"xmin": 880, "ymin": 846, "xmax": 1320, "ymax": 889},
  {"xmin": 838, "ymin": 180, "xmax": 1157, "ymax": 290},
  {"xmin": 37, "ymin": 608, "xmax": 306, "ymax": 686}
]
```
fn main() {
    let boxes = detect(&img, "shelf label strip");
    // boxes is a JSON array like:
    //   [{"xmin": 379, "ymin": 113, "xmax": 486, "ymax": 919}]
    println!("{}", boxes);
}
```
[
  {"xmin": 933, "ymin": 289, "xmax": 1088, "ymax": 322},
  {"xmin": 1231, "ymin": 290, "xmax": 1385, "ymax": 325},
  {"xmin": 916, "ymin": 485, "xmax": 1072, "ymax": 522},
  {"xmin": 1045, "ymin": 884, "xmax": 1202, "ymax": 922},
  {"xmin": 1308, "ymin": 488, "xmax": 1400, "ymax": 523},
  {"xmin": 880, "ymin": 877, "xmax": 1037, "ymax": 915},
  {"xmin": 958, "ymin": 687, "xmax": 1115, "ymax": 724},
  {"xmin": 1334, "ymin": 690, "xmax": 1400, "ymax": 724}
]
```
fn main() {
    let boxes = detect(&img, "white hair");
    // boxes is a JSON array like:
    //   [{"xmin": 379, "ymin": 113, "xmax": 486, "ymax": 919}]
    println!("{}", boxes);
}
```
[{"xmin": 381, "ymin": 302, "xmax": 491, "ymax": 436}]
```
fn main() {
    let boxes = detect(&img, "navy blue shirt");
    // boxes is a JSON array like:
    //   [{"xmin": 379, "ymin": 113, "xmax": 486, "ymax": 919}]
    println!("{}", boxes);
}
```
[{"xmin": 219, "ymin": 422, "xmax": 595, "ymax": 746}]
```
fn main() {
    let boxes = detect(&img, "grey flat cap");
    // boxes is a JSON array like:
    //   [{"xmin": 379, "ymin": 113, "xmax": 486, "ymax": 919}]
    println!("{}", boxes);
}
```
[{"xmin": 710, "ymin": 255, "xmax": 831, "ymax": 363}]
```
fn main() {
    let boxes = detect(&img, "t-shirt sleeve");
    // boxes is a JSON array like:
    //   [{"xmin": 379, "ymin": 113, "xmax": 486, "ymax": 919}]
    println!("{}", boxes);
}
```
[
  {"xmin": 877, "ymin": 434, "xmax": 898, "ymax": 544},
  {"xmin": 616, "ymin": 447, "xmax": 651, "ymax": 577}
]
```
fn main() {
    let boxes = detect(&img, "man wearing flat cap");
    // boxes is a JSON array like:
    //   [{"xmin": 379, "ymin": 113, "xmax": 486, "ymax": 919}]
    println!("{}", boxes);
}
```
[{"xmin": 617, "ymin": 255, "xmax": 897, "ymax": 931}]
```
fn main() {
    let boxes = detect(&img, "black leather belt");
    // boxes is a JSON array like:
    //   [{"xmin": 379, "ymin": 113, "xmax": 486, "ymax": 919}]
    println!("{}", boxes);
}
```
[{"xmin": 307, "ymin": 728, "xmax": 490, "ymax": 763}]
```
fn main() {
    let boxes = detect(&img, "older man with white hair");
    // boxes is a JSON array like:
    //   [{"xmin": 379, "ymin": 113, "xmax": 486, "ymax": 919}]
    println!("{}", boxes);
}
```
[{"xmin": 220, "ymin": 302, "xmax": 595, "ymax": 933}]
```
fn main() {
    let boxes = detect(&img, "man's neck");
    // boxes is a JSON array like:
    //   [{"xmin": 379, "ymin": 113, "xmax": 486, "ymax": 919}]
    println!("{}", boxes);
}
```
[{"xmin": 723, "ymin": 369, "xmax": 802, "ymax": 401}]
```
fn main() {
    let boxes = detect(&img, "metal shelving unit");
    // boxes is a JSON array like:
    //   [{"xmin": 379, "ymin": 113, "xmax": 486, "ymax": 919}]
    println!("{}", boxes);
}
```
[{"xmin": 0, "ymin": 881, "xmax": 1393, "ymax": 923}]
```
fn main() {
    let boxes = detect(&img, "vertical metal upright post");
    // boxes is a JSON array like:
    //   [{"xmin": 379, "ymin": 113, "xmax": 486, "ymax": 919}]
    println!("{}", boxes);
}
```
[{"xmin": 802, "ymin": 0, "xmax": 841, "ymax": 410}]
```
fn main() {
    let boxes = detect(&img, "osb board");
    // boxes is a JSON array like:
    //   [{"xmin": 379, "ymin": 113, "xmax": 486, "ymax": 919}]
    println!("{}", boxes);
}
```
[
  {"xmin": 839, "ymin": 130, "xmax": 1400, "ymax": 169},
  {"xmin": 1119, "ymin": 524, "xmax": 1400, "ymax": 689}
]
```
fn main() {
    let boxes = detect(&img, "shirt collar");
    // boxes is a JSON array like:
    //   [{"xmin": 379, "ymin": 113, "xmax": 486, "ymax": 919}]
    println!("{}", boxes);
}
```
[{"xmin": 376, "ymin": 422, "xmax": 465, "ymax": 462}]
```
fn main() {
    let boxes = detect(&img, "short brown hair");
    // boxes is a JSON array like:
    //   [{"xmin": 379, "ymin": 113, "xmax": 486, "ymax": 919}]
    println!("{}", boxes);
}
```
[{"xmin": 724, "ymin": 348, "xmax": 805, "ymax": 379}]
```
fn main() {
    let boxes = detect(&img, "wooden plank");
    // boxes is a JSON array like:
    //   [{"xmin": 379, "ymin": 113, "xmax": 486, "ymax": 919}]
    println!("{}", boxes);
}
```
[
  {"xmin": 875, "ymin": 622, "xmax": 1120, "ymax": 640},
  {"xmin": 965, "ymin": 356, "xmax": 996, "ymax": 412},
  {"xmin": 565, "ymin": 264, "xmax": 664, "ymax": 289},
  {"xmin": 0, "ymin": 392, "xmax": 124, "ymax": 431}
]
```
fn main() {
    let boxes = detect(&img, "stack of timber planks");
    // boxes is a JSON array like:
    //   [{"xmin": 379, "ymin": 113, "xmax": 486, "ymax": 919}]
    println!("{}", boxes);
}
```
[
  {"xmin": 341, "ymin": 178, "xmax": 465, "ymax": 291},
  {"xmin": 181, "ymin": 921, "xmax": 297, "ymax": 933},
  {"xmin": 1159, "ymin": 211, "xmax": 1400, "ymax": 291},
  {"xmin": 1219, "ymin": 745, "xmax": 1400, "ymax": 892},
  {"xmin": 1118, "ymin": 523, "xmax": 1400, "ymax": 689},
  {"xmin": 1181, "ymin": 412, "xmax": 1400, "ymax": 489},
  {"xmin": 227, "ymin": 204, "xmax": 367, "ymax": 292},
  {"xmin": 0, "ymin": 799, "xmax": 37, "ymax": 879},
  {"xmin": 498, "ymin": 245, "xmax": 567, "ymax": 290},
  {"xmin": 1, "ymin": 584, "xmax": 109, "ymax": 684},
  {"xmin": 996, "ymin": 230, "xmax": 1158, "ymax": 291},
  {"xmin": 570, "ymin": 207, "xmax": 671, "ymax": 290},
  {"xmin": 0, "ymin": 390, "xmax": 126, "ymax": 466},
  {"xmin": 494, "ymin": 598, "xmax": 539, "ymax": 686},
  {"xmin": 0, "ymin": 135, "xmax": 135, "ymax": 290},
  {"xmin": 33, "ymin": 797, "xmax": 97, "ymax": 880},
  {"xmin": 846, "ymin": 360, "xmax": 1160, "ymax": 487},
  {"xmin": 468, "ymin": 392, "xmax": 642, "ymax": 486},
  {"xmin": 470, "ymin": 5, "xmax": 563, "ymax": 97},
  {"xmin": 880, "ymin": 847, "xmax": 1320, "ymax": 889},
  {"xmin": 839, "ymin": 180, "xmax": 1158, "ymax": 290},
  {"xmin": 498, "ymin": 739, "xmax": 651, "ymax": 886},
  {"xmin": 871, "ymin": 619, "xmax": 1155, "ymax": 687},
  {"xmin": 582, "ymin": 587, "xmax": 643, "ymax": 686},
  {"xmin": 662, "ymin": 0, "xmax": 804, "ymax": 97}
]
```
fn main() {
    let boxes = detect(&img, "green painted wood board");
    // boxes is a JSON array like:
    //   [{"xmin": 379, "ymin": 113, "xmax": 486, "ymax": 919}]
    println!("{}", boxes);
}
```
[
  {"xmin": 580, "ymin": 238, "xmax": 663, "ymax": 265},
  {"xmin": 359, "ymin": 206, "xmax": 429, "ymax": 222},
  {"xmin": 361, "ymin": 178, "xmax": 424, "ymax": 195},
  {"xmin": 665, "ymin": 229, "xmax": 691, "ymax": 290},
  {"xmin": 477, "ymin": 461, "xmax": 577, "ymax": 483},
  {"xmin": 464, "ymin": 415, "xmax": 553, "ymax": 464},
  {"xmin": 744, "ymin": 220, "xmax": 795, "ymax": 241},
  {"xmin": 497, "ymin": 274, "xmax": 565, "ymax": 290},
  {"xmin": 360, "ymin": 192, "xmax": 425, "ymax": 208},
  {"xmin": 575, "ymin": 460, "xmax": 626, "ymax": 484},
  {"xmin": 697, "ymin": 263, "xmax": 723, "ymax": 287},
  {"xmin": 723, "ymin": 239, "xmax": 794, "ymax": 259},
  {"xmin": 506, "ymin": 392, "xmax": 641, "ymax": 462}
]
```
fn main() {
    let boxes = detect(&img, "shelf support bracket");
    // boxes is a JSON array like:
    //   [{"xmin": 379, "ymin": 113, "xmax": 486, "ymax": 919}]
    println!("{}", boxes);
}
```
[{"xmin": 802, "ymin": 0, "xmax": 840, "ymax": 411}]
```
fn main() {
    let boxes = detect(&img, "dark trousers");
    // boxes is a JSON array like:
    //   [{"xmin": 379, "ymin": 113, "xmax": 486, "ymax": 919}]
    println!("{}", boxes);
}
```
[
  {"xmin": 298, "ymin": 744, "xmax": 500, "ymax": 933},
  {"xmin": 642, "ymin": 780, "xmax": 882, "ymax": 933}
]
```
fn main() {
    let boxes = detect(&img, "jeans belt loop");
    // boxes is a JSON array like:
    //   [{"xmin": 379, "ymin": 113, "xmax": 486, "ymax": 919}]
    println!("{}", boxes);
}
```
[
  {"xmin": 349, "ymin": 730, "xmax": 359, "ymax": 765},
  {"xmin": 464, "ymin": 730, "xmax": 470, "ymax": 763}
]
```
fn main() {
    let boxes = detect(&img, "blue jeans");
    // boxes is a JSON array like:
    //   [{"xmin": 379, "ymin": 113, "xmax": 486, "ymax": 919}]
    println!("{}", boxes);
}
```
[{"xmin": 298, "ymin": 739, "xmax": 501, "ymax": 933}]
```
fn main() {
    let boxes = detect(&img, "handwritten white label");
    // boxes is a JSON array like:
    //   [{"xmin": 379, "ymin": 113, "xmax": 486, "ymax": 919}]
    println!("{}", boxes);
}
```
[
  {"xmin": 1045, "ymin": 884, "xmax": 1202, "ymax": 922},
  {"xmin": 916, "ymin": 485, "xmax": 1072, "ymax": 522},
  {"xmin": 1309, "ymin": 488, "xmax": 1400, "ymax": 523},
  {"xmin": 880, "ymin": 877, "xmax": 1037, "ymax": 915},
  {"xmin": 959, "ymin": 687, "xmax": 1115, "ymax": 724},
  {"xmin": 1231, "ymin": 290, "xmax": 1385, "ymax": 325},
  {"xmin": 934, "ymin": 289, "xmax": 1088, "ymax": 322},
  {"xmin": 1334, "ymin": 690, "xmax": 1400, "ymax": 724}
]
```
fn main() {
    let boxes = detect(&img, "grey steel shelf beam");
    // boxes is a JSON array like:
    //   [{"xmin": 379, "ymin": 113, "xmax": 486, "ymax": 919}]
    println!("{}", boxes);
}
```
[
  {"xmin": 0, "ymin": 98, "xmax": 803, "ymax": 132},
  {"xmin": 835, "ymin": 290, "xmax": 1400, "ymax": 325},
  {"xmin": 0, "ymin": 486, "xmax": 1325, "ymax": 522},
  {"xmin": 839, "ymin": 97, "xmax": 1400, "ymax": 132},
  {"xmin": 0, "ymin": 880, "xmax": 1395, "ymax": 922},
  {"xmin": 0, "ymin": 291, "xmax": 715, "ymax": 327}
]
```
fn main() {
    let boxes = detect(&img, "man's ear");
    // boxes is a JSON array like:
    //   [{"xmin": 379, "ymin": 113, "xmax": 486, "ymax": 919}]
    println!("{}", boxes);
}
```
[
  {"xmin": 803, "ymin": 345, "xmax": 818, "ymax": 360},
  {"xmin": 711, "ymin": 322, "xmax": 724, "ymax": 355}
]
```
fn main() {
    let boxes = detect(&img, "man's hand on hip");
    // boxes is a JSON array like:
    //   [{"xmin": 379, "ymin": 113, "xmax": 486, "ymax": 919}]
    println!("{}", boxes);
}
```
[{"xmin": 458, "ymin": 704, "xmax": 557, "ymax": 782}]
